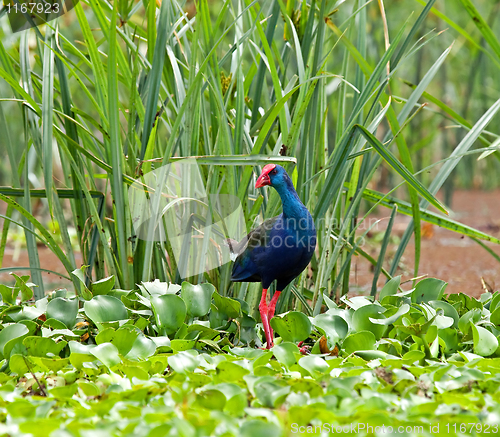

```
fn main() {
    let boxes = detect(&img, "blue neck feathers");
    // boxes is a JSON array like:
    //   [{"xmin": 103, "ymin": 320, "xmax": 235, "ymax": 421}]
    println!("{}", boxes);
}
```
[{"xmin": 273, "ymin": 175, "xmax": 309, "ymax": 220}]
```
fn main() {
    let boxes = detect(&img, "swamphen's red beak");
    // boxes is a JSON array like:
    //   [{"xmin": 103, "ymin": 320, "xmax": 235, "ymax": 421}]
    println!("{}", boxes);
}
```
[{"xmin": 255, "ymin": 164, "xmax": 276, "ymax": 188}]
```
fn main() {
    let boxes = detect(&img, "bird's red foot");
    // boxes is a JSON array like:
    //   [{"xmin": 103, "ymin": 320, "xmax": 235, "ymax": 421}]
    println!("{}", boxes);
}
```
[{"xmin": 297, "ymin": 341, "xmax": 310, "ymax": 355}]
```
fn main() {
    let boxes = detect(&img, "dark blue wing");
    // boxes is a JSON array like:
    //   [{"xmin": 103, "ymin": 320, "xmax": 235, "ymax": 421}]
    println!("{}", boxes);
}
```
[{"xmin": 230, "ymin": 216, "xmax": 280, "ymax": 283}]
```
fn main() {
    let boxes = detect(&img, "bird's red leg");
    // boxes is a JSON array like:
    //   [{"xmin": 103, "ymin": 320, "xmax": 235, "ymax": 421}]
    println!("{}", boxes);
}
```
[
  {"xmin": 259, "ymin": 289, "xmax": 274, "ymax": 349},
  {"xmin": 267, "ymin": 290, "xmax": 281, "ymax": 340}
]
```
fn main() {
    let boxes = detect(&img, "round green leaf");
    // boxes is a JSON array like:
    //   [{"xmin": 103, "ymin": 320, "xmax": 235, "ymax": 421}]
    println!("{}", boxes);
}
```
[
  {"xmin": 84, "ymin": 295, "xmax": 128, "ymax": 324},
  {"xmin": 47, "ymin": 297, "xmax": 78, "ymax": 329},
  {"xmin": 438, "ymin": 327, "xmax": 459, "ymax": 354},
  {"xmin": 342, "ymin": 331, "xmax": 376, "ymax": 355},
  {"xmin": 379, "ymin": 275, "xmax": 401, "ymax": 300},
  {"xmin": 490, "ymin": 292, "xmax": 500, "ymax": 313},
  {"xmin": 9, "ymin": 306, "xmax": 44, "ymax": 322},
  {"xmin": 254, "ymin": 380, "xmax": 290, "ymax": 407},
  {"xmin": 126, "ymin": 335, "xmax": 156, "ymax": 360},
  {"xmin": 19, "ymin": 418, "xmax": 61, "ymax": 436},
  {"xmin": 240, "ymin": 420, "xmax": 282, "ymax": 437},
  {"xmin": 0, "ymin": 323, "xmax": 29, "ymax": 359},
  {"xmin": 490, "ymin": 306, "xmax": 500, "ymax": 327},
  {"xmin": 313, "ymin": 314, "xmax": 348, "ymax": 344},
  {"xmin": 96, "ymin": 327, "xmax": 139, "ymax": 356},
  {"xmin": 22, "ymin": 337, "xmax": 66, "ymax": 357},
  {"xmin": 412, "ymin": 278, "xmax": 447, "ymax": 304},
  {"xmin": 459, "ymin": 308, "xmax": 481, "ymax": 335},
  {"xmin": 369, "ymin": 304, "xmax": 410, "ymax": 326},
  {"xmin": 355, "ymin": 350, "xmax": 389, "ymax": 360},
  {"xmin": 212, "ymin": 292, "xmax": 241, "ymax": 319},
  {"xmin": 429, "ymin": 300, "xmax": 459, "ymax": 329},
  {"xmin": 197, "ymin": 389, "xmax": 226, "ymax": 410},
  {"xmin": 91, "ymin": 276, "xmax": 115, "ymax": 296},
  {"xmin": 272, "ymin": 342, "xmax": 299, "ymax": 368},
  {"xmin": 91, "ymin": 342, "xmax": 121, "ymax": 368},
  {"xmin": 216, "ymin": 360, "xmax": 250, "ymax": 381},
  {"xmin": 298, "ymin": 355, "xmax": 330, "ymax": 377},
  {"xmin": 471, "ymin": 323, "xmax": 498, "ymax": 357},
  {"xmin": 168, "ymin": 351, "xmax": 198, "ymax": 373},
  {"xmin": 352, "ymin": 304, "xmax": 386, "ymax": 340},
  {"xmin": 151, "ymin": 294, "xmax": 186, "ymax": 335},
  {"xmin": 181, "ymin": 282, "xmax": 214, "ymax": 317},
  {"xmin": 270, "ymin": 311, "xmax": 312, "ymax": 343}
]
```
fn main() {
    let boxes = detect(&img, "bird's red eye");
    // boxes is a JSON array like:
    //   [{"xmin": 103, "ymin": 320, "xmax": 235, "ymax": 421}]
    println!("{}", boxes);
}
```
[{"xmin": 271, "ymin": 169, "xmax": 277, "ymax": 175}]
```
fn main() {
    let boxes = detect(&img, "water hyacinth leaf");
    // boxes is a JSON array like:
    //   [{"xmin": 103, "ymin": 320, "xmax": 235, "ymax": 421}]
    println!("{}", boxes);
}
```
[
  {"xmin": 458, "ymin": 309, "xmax": 481, "ymax": 335},
  {"xmin": 352, "ymin": 305, "xmax": 387, "ymax": 339},
  {"xmin": 270, "ymin": 311, "xmax": 312, "ymax": 343},
  {"xmin": 342, "ymin": 331, "xmax": 377, "ymax": 355},
  {"xmin": 254, "ymin": 380, "xmax": 290, "ymax": 407},
  {"xmin": 35, "ymin": 356, "xmax": 70, "ymax": 373},
  {"xmin": 19, "ymin": 419, "xmax": 61, "ymax": 436},
  {"xmin": 209, "ymin": 303, "xmax": 227, "ymax": 328},
  {"xmin": 490, "ymin": 293, "xmax": 500, "ymax": 313},
  {"xmin": 11, "ymin": 273, "xmax": 35, "ymax": 302},
  {"xmin": 411, "ymin": 278, "xmax": 447, "ymax": 303},
  {"xmin": 151, "ymin": 295, "xmax": 186, "ymax": 335},
  {"xmin": 84, "ymin": 295, "xmax": 128, "ymax": 324},
  {"xmin": 439, "ymin": 328, "xmax": 459, "ymax": 354},
  {"xmin": 170, "ymin": 339, "xmax": 196, "ymax": 352},
  {"xmin": 181, "ymin": 282, "xmax": 215, "ymax": 317},
  {"xmin": 219, "ymin": 385, "xmax": 246, "ymax": 416},
  {"xmin": 78, "ymin": 381, "xmax": 101, "ymax": 397},
  {"xmin": 379, "ymin": 276, "xmax": 401, "ymax": 300},
  {"xmin": 9, "ymin": 354, "xmax": 33, "ymax": 375},
  {"xmin": 313, "ymin": 314, "xmax": 348, "ymax": 344},
  {"xmin": 402, "ymin": 350, "xmax": 425, "ymax": 364},
  {"xmin": 370, "ymin": 304, "xmax": 410, "ymax": 326},
  {"xmin": 126, "ymin": 335, "xmax": 157, "ymax": 360},
  {"xmin": 22, "ymin": 337, "xmax": 66, "ymax": 357},
  {"xmin": 341, "ymin": 295, "xmax": 373, "ymax": 310},
  {"xmin": 91, "ymin": 276, "xmax": 115, "ymax": 296},
  {"xmin": 490, "ymin": 306, "xmax": 500, "ymax": 327},
  {"xmin": 71, "ymin": 267, "xmax": 93, "ymax": 300},
  {"xmin": 240, "ymin": 420, "xmax": 282, "ymax": 437},
  {"xmin": 216, "ymin": 361, "xmax": 250, "ymax": 382},
  {"xmin": 150, "ymin": 336, "xmax": 171, "ymax": 352},
  {"xmin": 197, "ymin": 389, "xmax": 226, "ymax": 410},
  {"xmin": 122, "ymin": 364, "xmax": 149, "ymax": 380},
  {"xmin": 355, "ymin": 350, "xmax": 389, "ymax": 360},
  {"xmin": 471, "ymin": 324, "xmax": 498, "ymax": 357},
  {"xmin": 433, "ymin": 311, "xmax": 455, "ymax": 330},
  {"xmin": 187, "ymin": 325, "xmax": 221, "ymax": 342},
  {"xmin": 9, "ymin": 306, "xmax": 44, "ymax": 322},
  {"xmin": 298, "ymin": 355, "xmax": 330, "ymax": 377},
  {"xmin": 68, "ymin": 355, "xmax": 96, "ymax": 370},
  {"xmin": 43, "ymin": 319, "xmax": 69, "ymax": 331},
  {"xmin": 0, "ymin": 323, "xmax": 29, "ymax": 359},
  {"xmin": 148, "ymin": 355, "xmax": 170, "ymax": 375},
  {"xmin": 91, "ymin": 342, "xmax": 121, "ymax": 368},
  {"xmin": 272, "ymin": 342, "xmax": 299, "ymax": 368},
  {"xmin": 46, "ymin": 297, "xmax": 78, "ymax": 329},
  {"xmin": 0, "ymin": 284, "xmax": 17, "ymax": 304},
  {"xmin": 96, "ymin": 327, "xmax": 139, "ymax": 356},
  {"xmin": 428, "ymin": 300, "xmax": 459, "ymax": 329},
  {"xmin": 213, "ymin": 292, "xmax": 241, "ymax": 319},
  {"xmin": 138, "ymin": 280, "xmax": 181, "ymax": 296},
  {"xmin": 49, "ymin": 382, "xmax": 79, "ymax": 400},
  {"xmin": 168, "ymin": 351, "xmax": 198, "ymax": 373}
]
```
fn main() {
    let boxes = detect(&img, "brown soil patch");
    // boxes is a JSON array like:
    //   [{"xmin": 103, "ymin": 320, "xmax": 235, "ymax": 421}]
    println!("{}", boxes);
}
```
[{"xmin": 352, "ymin": 190, "xmax": 500, "ymax": 297}]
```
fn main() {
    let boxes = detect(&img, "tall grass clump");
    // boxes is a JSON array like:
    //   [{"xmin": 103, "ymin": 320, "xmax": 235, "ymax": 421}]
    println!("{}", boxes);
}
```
[{"xmin": 0, "ymin": 0, "xmax": 498, "ymax": 317}]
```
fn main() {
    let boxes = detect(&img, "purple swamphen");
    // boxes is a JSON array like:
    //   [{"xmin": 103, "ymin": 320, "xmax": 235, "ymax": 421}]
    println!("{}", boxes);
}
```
[{"xmin": 230, "ymin": 164, "xmax": 316, "ymax": 348}]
